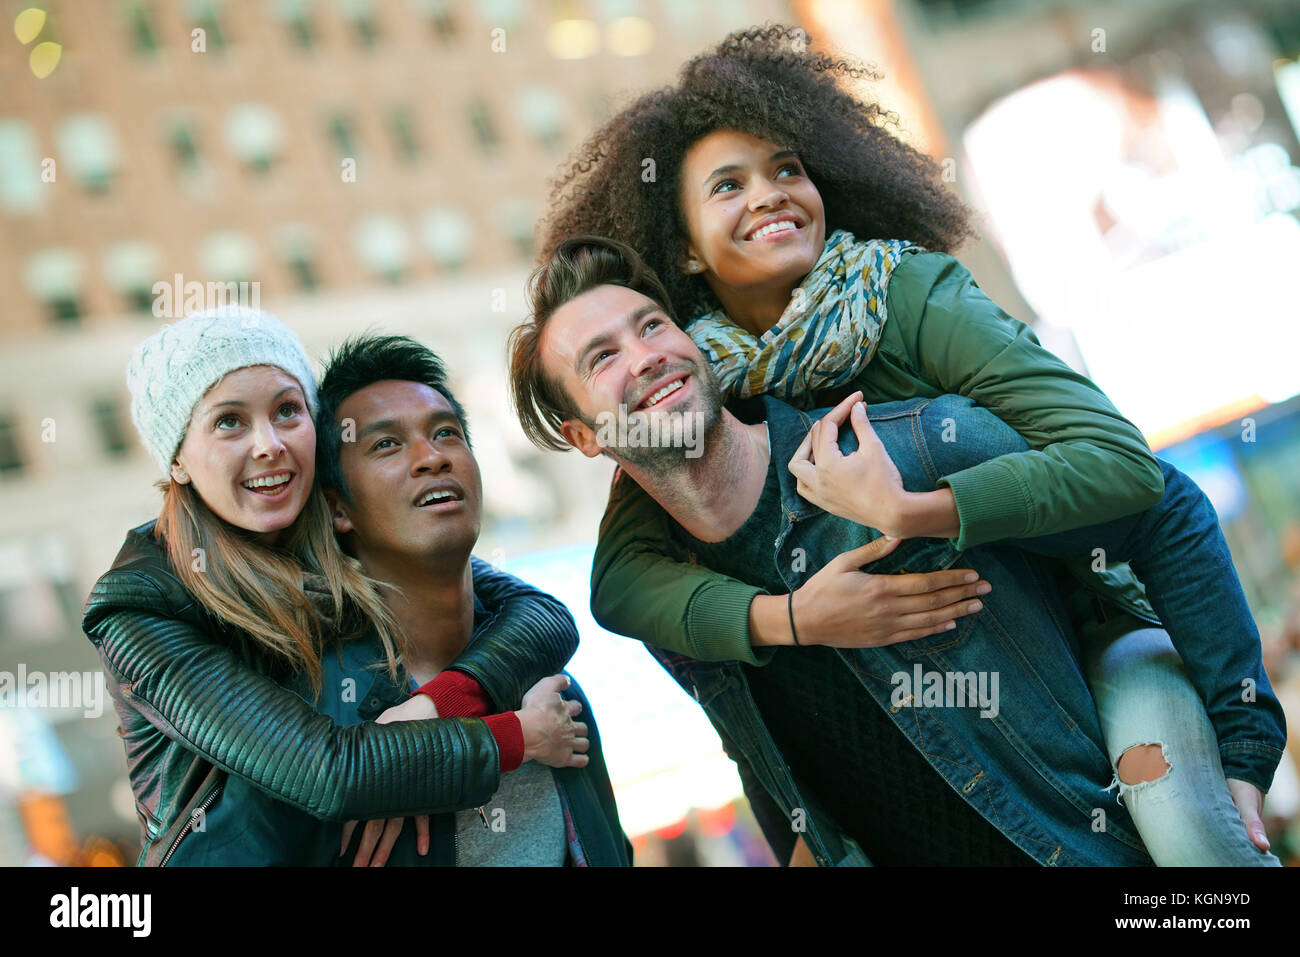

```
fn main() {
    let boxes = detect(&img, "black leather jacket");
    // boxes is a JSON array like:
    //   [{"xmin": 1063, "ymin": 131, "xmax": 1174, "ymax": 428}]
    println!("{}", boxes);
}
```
[{"xmin": 81, "ymin": 522, "xmax": 581, "ymax": 866}]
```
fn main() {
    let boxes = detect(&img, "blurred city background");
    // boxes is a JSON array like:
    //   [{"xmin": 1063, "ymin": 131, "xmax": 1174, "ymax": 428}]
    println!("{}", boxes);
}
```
[{"xmin": 1, "ymin": 0, "xmax": 1298, "ymax": 867}]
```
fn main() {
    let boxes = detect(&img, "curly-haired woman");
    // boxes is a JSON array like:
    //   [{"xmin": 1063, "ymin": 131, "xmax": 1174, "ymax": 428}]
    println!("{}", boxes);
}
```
[{"xmin": 535, "ymin": 25, "xmax": 1283, "ymax": 865}]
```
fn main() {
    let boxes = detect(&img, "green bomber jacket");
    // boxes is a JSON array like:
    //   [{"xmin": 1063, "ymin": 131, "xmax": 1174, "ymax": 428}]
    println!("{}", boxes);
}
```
[{"xmin": 590, "ymin": 250, "xmax": 1168, "ymax": 665}]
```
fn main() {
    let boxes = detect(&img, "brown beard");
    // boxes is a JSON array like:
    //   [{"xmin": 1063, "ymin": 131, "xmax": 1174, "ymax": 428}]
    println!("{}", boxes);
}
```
[{"xmin": 581, "ymin": 360, "xmax": 725, "ymax": 476}]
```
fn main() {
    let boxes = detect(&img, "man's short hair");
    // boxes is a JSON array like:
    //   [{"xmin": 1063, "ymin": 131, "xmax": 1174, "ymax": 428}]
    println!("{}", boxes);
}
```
[
  {"xmin": 317, "ymin": 334, "xmax": 470, "ymax": 501},
  {"xmin": 509, "ymin": 235, "xmax": 678, "ymax": 452}
]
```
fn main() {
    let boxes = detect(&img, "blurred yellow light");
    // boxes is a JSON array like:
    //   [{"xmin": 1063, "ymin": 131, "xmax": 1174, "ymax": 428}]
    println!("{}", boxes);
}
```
[
  {"xmin": 606, "ymin": 17, "xmax": 652, "ymax": 57},
  {"xmin": 547, "ymin": 19, "xmax": 599, "ymax": 60},
  {"xmin": 13, "ymin": 7, "xmax": 45, "ymax": 45},
  {"xmin": 30, "ymin": 40, "xmax": 61, "ymax": 78}
]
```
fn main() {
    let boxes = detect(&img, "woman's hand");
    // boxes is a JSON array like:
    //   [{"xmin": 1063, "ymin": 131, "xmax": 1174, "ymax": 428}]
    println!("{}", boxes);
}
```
[
  {"xmin": 788, "ymin": 392, "xmax": 908, "ymax": 534},
  {"xmin": 341, "ymin": 694, "xmax": 438, "ymax": 867},
  {"xmin": 517, "ymin": 674, "xmax": 589, "ymax": 769},
  {"xmin": 788, "ymin": 391, "xmax": 961, "ymax": 540},
  {"xmin": 784, "ymin": 538, "xmax": 990, "ymax": 648},
  {"xmin": 1226, "ymin": 778, "xmax": 1272, "ymax": 853}
]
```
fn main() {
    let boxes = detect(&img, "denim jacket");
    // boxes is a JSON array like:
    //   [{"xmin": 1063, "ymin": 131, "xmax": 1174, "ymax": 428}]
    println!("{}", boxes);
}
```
[{"xmin": 647, "ymin": 394, "xmax": 1157, "ymax": 866}]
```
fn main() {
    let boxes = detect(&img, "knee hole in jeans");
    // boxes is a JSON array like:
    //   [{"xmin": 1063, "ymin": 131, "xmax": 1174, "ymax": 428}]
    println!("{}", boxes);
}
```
[{"xmin": 1117, "ymin": 743, "xmax": 1171, "ymax": 785}]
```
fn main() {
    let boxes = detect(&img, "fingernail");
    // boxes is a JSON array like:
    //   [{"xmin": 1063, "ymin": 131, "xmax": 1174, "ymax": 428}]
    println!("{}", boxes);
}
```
[
  {"xmin": 976, "ymin": 583, "xmax": 991, "ymax": 595},
  {"xmin": 968, "ymin": 601, "xmax": 982, "ymax": 613},
  {"xmin": 963, "ymin": 572, "xmax": 978, "ymax": 583},
  {"xmin": 944, "ymin": 621, "xmax": 956, "ymax": 630}
]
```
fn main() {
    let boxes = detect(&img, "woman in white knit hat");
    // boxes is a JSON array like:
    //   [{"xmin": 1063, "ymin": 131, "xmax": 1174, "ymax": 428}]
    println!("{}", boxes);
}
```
[
  {"xmin": 123, "ymin": 306, "xmax": 403, "ymax": 692},
  {"xmin": 82, "ymin": 307, "xmax": 581, "ymax": 866}
]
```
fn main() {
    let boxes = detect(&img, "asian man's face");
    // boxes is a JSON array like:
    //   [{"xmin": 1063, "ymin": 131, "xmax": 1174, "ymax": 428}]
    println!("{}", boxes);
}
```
[{"xmin": 330, "ymin": 380, "xmax": 482, "ymax": 572}]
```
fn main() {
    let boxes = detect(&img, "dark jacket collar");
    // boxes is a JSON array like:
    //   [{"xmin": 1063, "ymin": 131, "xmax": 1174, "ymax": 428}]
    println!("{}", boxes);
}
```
[{"xmin": 339, "ymin": 582, "xmax": 493, "ymax": 721}]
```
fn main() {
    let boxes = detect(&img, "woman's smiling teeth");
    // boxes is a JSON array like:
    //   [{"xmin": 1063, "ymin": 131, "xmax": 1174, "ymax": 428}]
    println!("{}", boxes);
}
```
[
  {"xmin": 242, "ymin": 473, "xmax": 291, "ymax": 493},
  {"xmin": 641, "ymin": 380, "xmax": 683, "ymax": 409},
  {"xmin": 749, "ymin": 220, "xmax": 798, "ymax": 240}
]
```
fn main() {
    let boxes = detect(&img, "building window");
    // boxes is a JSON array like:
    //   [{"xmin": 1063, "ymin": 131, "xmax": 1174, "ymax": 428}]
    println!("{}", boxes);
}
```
[
  {"xmin": 167, "ymin": 118, "xmax": 200, "ymax": 171},
  {"xmin": 56, "ymin": 115, "xmax": 121, "ymax": 193},
  {"xmin": 275, "ymin": 224, "xmax": 321, "ymax": 293},
  {"xmin": 287, "ymin": 255, "xmax": 318, "ymax": 291},
  {"xmin": 478, "ymin": 0, "xmax": 521, "ymax": 30},
  {"xmin": 0, "ymin": 120, "xmax": 44, "ymax": 213},
  {"xmin": 226, "ymin": 105, "xmax": 284, "ymax": 175},
  {"xmin": 0, "ymin": 415, "xmax": 23, "ymax": 475},
  {"xmin": 274, "ymin": 0, "xmax": 314, "ymax": 49},
  {"xmin": 414, "ymin": 0, "xmax": 457, "ymax": 41},
  {"xmin": 24, "ymin": 250, "xmax": 84, "ymax": 326},
  {"xmin": 497, "ymin": 198, "xmax": 538, "ymax": 260},
  {"xmin": 125, "ymin": 2, "xmax": 160, "ymax": 56},
  {"xmin": 421, "ymin": 208, "xmax": 473, "ymax": 269},
  {"xmin": 339, "ymin": 0, "xmax": 379, "ymax": 47},
  {"xmin": 353, "ymin": 215, "xmax": 410, "ymax": 284},
  {"xmin": 389, "ymin": 107, "xmax": 421, "ymax": 163},
  {"xmin": 517, "ymin": 85, "xmax": 565, "ymax": 150},
  {"xmin": 327, "ymin": 112, "xmax": 358, "ymax": 159},
  {"xmin": 468, "ymin": 100, "xmax": 498, "ymax": 153},
  {"xmin": 188, "ymin": 0, "xmax": 228, "ymax": 52},
  {"xmin": 91, "ymin": 400, "xmax": 131, "ymax": 458},
  {"xmin": 104, "ymin": 242, "xmax": 162, "ymax": 315},
  {"xmin": 198, "ymin": 232, "xmax": 259, "ymax": 288}
]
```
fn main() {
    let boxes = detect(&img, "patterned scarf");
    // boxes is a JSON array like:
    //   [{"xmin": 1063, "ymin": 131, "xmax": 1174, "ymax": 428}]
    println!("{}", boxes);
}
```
[{"xmin": 686, "ymin": 230, "xmax": 920, "ymax": 406}]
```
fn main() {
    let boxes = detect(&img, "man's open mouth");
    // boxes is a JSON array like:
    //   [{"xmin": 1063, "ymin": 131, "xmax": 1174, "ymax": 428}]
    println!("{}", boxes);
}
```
[
  {"xmin": 636, "ymin": 375, "xmax": 688, "ymax": 411},
  {"xmin": 415, "ymin": 487, "xmax": 463, "ymax": 507}
]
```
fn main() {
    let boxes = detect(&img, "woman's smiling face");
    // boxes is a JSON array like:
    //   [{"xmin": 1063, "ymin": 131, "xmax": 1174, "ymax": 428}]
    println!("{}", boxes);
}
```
[
  {"xmin": 172, "ymin": 365, "xmax": 316, "ymax": 545},
  {"xmin": 678, "ymin": 129, "xmax": 826, "ymax": 326}
]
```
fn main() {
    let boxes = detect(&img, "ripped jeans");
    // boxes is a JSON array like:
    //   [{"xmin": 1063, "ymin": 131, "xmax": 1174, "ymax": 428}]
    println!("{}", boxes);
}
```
[{"xmin": 1081, "ymin": 608, "xmax": 1282, "ymax": 866}]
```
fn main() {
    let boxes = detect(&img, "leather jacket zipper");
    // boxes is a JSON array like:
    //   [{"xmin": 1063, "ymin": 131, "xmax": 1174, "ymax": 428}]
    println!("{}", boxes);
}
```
[
  {"xmin": 557, "ymin": 779, "xmax": 587, "ymax": 866},
  {"xmin": 160, "ymin": 782, "xmax": 224, "ymax": 866}
]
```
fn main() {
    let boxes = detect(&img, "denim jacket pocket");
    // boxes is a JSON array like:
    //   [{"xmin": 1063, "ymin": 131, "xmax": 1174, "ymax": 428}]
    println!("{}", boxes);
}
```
[
  {"xmin": 863, "ymin": 536, "xmax": 963, "ymax": 576},
  {"xmin": 863, "ymin": 537, "xmax": 975, "ymax": 656},
  {"xmin": 891, "ymin": 607, "xmax": 979, "ymax": 659}
]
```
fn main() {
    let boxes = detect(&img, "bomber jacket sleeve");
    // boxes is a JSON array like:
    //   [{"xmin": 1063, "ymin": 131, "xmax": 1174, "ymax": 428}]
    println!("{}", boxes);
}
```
[
  {"xmin": 590, "ymin": 467, "xmax": 771, "ymax": 665},
  {"xmin": 883, "ymin": 252, "xmax": 1165, "ymax": 550},
  {"xmin": 84, "ymin": 566, "xmax": 502, "ymax": 822},
  {"xmin": 442, "ymin": 557, "xmax": 580, "ymax": 711}
]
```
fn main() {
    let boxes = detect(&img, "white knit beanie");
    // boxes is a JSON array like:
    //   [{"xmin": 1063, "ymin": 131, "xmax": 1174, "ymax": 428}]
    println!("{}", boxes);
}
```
[{"xmin": 127, "ymin": 306, "xmax": 319, "ymax": 476}]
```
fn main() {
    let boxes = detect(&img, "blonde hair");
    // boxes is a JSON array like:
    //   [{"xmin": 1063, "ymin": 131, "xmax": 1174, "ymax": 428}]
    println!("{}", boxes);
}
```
[{"xmin": 155, "ymin": 477, "xmax": 406, "ymax": 697}]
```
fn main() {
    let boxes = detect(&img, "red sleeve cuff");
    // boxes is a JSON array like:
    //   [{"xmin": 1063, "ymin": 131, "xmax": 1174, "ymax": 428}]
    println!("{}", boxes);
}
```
[
  {"xmin": 413, "ymin": 671, "xmax": 493, "ymax": 717},
  {"xmin": 483, "ymin": 712, "xmax": 524, "ymax": 773}
]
